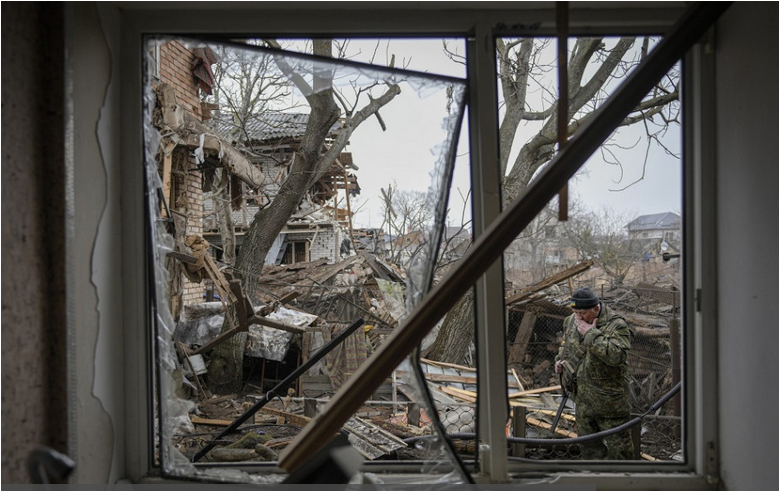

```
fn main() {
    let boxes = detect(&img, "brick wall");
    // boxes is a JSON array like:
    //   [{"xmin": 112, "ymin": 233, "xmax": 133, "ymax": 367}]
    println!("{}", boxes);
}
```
[
  {"xmin": 158, "ymin": 40, "xmax": 202, "ymax": 119},
  {"xmin": 182, "ymin": 161, "xmax": 204, "ymax": 305},
  {"xmin": 310, "ymin": 226, "xmax": 341, "ymax": 263},
  {"xmin": 158, "ymin": 40, "xmax": 207, "ymax": 305}
]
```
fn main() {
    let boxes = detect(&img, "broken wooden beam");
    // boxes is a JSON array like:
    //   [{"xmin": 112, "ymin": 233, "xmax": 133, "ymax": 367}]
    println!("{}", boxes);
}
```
[
  {"xmin": 190, "ymin": 416, "xmax": 234, "ymax": 427},
  {"xmin": 192, "ymin": 325, "xmax": 245, "ymax": 355},
  {"xmin": 437, "ymin": 385, "xmax": 477, "ymax": 403},
  {"xmin": 506, "ymin": 260, "xmax": 594, "ymax": 305},
  {"xmin": 157, "ymin": 84, "xmax": 272, "ymax": 189},
  {"xmin": 260, "ymin": 408, "xmax": 311, "ymax": 428}
]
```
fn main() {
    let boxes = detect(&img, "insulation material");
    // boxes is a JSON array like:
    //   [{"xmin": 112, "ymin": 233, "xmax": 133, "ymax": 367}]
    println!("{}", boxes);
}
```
[
  {"xmin": 175, "ymin": 314, "xmax": 224, "ymax": 347},
  {"xmin": 245, "ymin": 307, "xmax": 317, "ymax": 361}
]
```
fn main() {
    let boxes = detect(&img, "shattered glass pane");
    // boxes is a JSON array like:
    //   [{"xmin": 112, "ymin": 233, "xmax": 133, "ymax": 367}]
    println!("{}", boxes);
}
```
[{"xmin": 143, "ymin": 35, "xmax": 471, "ymax": 482}]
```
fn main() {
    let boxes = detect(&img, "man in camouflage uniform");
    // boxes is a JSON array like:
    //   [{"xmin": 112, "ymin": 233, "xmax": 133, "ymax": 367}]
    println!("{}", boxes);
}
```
[{"xmin": 555, "ymin": 287, "xmax": 634, "ymax": 460}]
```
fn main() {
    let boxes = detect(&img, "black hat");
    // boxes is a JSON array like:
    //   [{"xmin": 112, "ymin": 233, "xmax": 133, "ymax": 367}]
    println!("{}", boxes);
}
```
[{"xmin": 570, "ymin": 288, "xmax": 599, "ymax": 309}]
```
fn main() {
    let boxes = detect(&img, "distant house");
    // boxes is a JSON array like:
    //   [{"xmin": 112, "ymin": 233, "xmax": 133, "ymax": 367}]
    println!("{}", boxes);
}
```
[{"xmin": 627, "ymin": 212, "xmax": 681, "ymax": 244}]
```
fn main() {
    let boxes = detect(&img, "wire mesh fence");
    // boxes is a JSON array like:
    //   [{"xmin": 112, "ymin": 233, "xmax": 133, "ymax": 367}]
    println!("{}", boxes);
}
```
[{"xmin": 503, "ymin": 284, "xmax": 682, "ymax": 462}]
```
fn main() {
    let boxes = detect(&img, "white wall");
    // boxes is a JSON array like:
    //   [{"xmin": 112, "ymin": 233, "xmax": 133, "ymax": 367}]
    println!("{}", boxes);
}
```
[
  {"xmin": 68, "ymin": 3, "xmax": 125, "ymax": 484},
  {"xmin": 715, "ymin": 3, "xmax": 778, "ymax": 490}
]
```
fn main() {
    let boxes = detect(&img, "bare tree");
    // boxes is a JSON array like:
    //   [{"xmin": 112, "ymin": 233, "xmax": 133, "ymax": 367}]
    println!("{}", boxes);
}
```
[
  {"xmin": 378, "ymin": 185, "xmax": 430, "ymax": 265},
  {"xmin": 207, "ymin": 39, "xmax": 403, "ymax": 394},
  {"xmin": 559, "ymin": 207, "xmax": 643, "ymax": 288},
  {"xmin": 210, "ymin": 42, "xmax": 300, "ymax": 146},
  {"xmin": 495, "ymin": 37, "xmax": 679, "ymax": 206},
  {"xmin": 429, "ymin": 36, "xmax": 679, "ymax": 363}
]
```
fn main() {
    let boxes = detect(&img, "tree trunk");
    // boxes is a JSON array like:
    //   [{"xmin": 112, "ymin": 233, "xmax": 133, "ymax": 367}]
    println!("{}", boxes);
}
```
[{"xmin": 425, "ymin": 291, "xmax": 475, "ymax": 364}]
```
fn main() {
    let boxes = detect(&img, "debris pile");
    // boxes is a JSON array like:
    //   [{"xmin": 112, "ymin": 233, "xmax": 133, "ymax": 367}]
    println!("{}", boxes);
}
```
[{"xmin": 166, "ymin": 243, "xmax": 681, "ymax": 463}]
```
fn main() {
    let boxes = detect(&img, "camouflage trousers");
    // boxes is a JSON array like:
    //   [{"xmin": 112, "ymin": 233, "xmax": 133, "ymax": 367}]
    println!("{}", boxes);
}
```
[{"xmin": 576, "ymin": 414, "xmax": 634, "ymax": 460}]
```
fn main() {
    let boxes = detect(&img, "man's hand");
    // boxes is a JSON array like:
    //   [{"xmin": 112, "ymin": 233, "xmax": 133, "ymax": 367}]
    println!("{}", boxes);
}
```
[
  {"xmin": 555, "ymin": 360, "xmax": 565, "ymax": 374},
  {"xmin": 576, "ymin": 318, "xmax": 597, "ymax": 336}
]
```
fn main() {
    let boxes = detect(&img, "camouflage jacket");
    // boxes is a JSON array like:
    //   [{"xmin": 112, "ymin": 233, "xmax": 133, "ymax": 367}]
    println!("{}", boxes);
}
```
[{"xmin": 557, "ymin": 303, "xmax": 632, "ymax": 417}]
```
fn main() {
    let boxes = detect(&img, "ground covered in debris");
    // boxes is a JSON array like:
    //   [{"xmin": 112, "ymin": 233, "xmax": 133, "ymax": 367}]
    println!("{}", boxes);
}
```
[{"xmin": 167, "ymin": 247, "xmax": 683, "ymax": 465}]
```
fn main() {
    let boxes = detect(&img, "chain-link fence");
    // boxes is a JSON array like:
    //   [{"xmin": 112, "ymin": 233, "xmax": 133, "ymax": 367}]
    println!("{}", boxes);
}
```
[{"xmin": 504, "ymin": 283, "xmax": 682, "ymax": 462}]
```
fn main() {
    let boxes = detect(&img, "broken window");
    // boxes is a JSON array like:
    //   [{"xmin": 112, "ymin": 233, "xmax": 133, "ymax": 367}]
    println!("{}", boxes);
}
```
[
  {"xmin": 144, "ymin": 36, "xmax": 472, "ymax": 482},
  {"xmin": 282, "ymin": 240, "xmax": 309, "ymax": 265},
  {"xmin": 499, "ymin": 36, "xmax": 684, "ymax": 464}
]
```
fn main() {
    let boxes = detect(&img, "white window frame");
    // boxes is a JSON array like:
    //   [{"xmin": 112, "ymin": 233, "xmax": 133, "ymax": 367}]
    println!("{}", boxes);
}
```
[{"xmin": 116, "ymin": 5, "xmax": 719, "ymax": 487}]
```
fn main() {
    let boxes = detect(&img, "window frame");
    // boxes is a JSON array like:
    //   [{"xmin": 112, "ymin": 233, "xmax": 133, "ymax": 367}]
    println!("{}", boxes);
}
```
[{"xmin": 117, "ymin": 5, "xmax": 717, "ymax": 487}]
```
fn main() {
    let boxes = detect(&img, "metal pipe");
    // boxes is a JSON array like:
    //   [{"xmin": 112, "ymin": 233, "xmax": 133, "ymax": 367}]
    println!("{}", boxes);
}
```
[{"xmin": 279, "ymin": 2, "xmax": 731, "ymax": 473}]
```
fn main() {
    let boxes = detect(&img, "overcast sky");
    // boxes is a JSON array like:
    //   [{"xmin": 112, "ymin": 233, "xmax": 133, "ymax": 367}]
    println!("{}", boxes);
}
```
[
  {"xmin": 339, "ymin": 38, "xmax": 682, "ymax": 229},
  {"xmin": 206, "ymin": 37, "xmax": 682, "ymax": 231}
]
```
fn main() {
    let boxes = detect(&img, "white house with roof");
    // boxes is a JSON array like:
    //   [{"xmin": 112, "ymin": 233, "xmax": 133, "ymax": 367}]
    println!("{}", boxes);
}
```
[{"xmin": 627, "ymin": 212, "xmax": 681, "ymax": 243}]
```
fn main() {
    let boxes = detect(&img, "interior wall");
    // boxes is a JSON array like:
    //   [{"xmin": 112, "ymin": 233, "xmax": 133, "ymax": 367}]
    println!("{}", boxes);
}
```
[
  {"xmin": 714, "ymin": 3, "xmax": 778, "ymax": 491},
  {"xmin": 0, "ymin": 3, "xmax": 67, "ymax": 484},
  {"xmin": 67, "ymin": 2, "xmax": 126, "ymax": 484}
]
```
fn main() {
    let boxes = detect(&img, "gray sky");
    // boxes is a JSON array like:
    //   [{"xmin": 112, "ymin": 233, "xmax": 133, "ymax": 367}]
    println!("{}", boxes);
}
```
[
  {"xmin": 340, "ymin": 38, "xmax": 682, "ymax": 229},
  {"xmin": 215, "ymin": 37, "xmax": 681, "ymax": 230}
]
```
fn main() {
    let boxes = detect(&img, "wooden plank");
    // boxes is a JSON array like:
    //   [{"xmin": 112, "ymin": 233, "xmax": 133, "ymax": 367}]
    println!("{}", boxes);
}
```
[
  {"xmin": 190, "ymin": 416, "xmax": 234, "ymax": 426},
  {"xmin": 509, "ymin": 385, "xmax": 562, "ymax": 398},
  {"xmin": 396, "ymin": 371, "xmax": 477, "ymax": 385},
  {"xmin": 192, "ymin": 325, "xmax": 245, "ymax": 355},
  {"xmin": 311, "ymin": 256, "xmax": 356, "ymax": 285},
  {"xmin": 167, "ymin": 251, "xmax": 199, "ymax": 265},
  {"xmin": 259, "ymin": 408, "xmax": 311, "ymax": 428},
  {"xmin": 437, "ymin": 385, "xmax": 477, "ymax": 403},
  {"xmin": 265, "ymin": 437, "xmax": 295, "ymax": 449},
  {"xmin": 512, "ymin": 406, "xmax": 527, "ymax": 457},
  {"xmin": 419, "ymin": 358, "xmax": 476, "ymax": 373},
  {"xmin": 505, "ymin": 260, "xmax": 594, "ymax": 305},
  {"xmin": 278, "ymin": 290, "xmax": 301, "ymax": 305},
  {"xmin": 526, "ymin": 416, "xmax": 576, "ymax": 438},
  {"xmin": 205, "ymin": 255, "xmax": 236, "ymax": 303},
  {"xmin": 161, "ymin": 151, "xmax": 173, "ymax": 217},
  {"xmin": 248, "ymin": 315, "xmax": 306, "ymax": 335},
  {"xmin": 526, "ymin": 408, "xmax": 576, "ymax": 423},
  {"xmin": 508, "ymin": 311, "xmax": 537, "ymax": 364},
  {"xmin": 511, "ymin": 368, "xmax": 525, "ymax": 391},
  {"xmin": 299, "ymin": 331, "xmax": 312, "ymax": 398}
]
